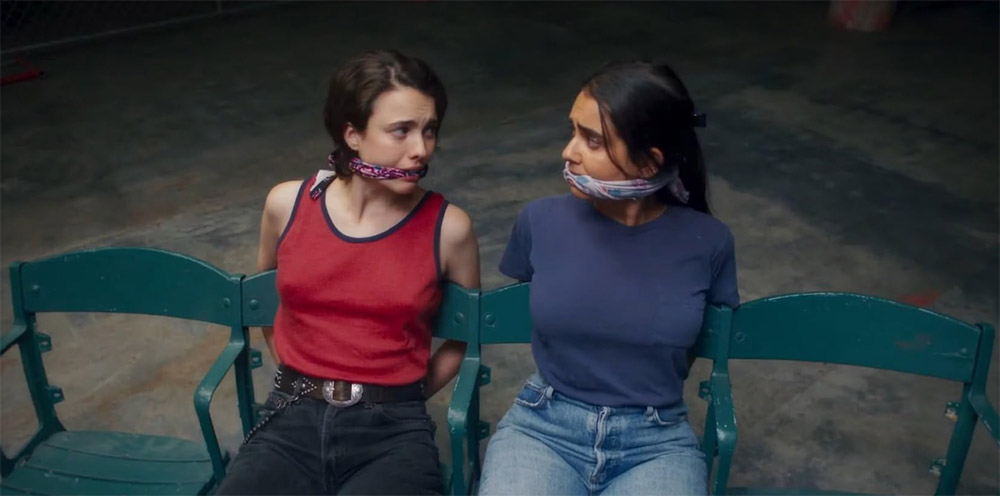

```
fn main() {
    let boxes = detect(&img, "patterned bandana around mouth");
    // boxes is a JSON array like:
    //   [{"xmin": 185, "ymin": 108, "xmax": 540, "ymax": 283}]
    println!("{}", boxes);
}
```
[
  {"xmin": 309, "ymin": 153, "xmax": 430, "ymax": 199},
  {"xmin": 562, "ymin": 162, "xmax": 689, "ymax": 203},
  {"xmin": 341, "ymin": 155, "xmax": 428, "ymax": 180}
]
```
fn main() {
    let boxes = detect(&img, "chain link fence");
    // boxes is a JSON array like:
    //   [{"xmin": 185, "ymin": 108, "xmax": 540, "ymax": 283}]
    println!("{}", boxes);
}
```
[{"xmin": 1, "ymin": 1, "xmax": 275, "ymax": 56}]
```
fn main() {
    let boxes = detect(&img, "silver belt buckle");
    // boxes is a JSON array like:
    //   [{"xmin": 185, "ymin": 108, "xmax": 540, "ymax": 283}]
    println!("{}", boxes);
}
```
[{"xmin": 322, "ymin": 380, "xmax": 363, "ymax": 407}]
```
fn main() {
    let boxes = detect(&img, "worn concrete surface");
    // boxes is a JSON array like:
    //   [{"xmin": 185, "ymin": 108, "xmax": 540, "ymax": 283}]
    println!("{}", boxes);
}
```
[{"xmin": 1, "ymin": 1, "xmax": 997, "ymax": 493}]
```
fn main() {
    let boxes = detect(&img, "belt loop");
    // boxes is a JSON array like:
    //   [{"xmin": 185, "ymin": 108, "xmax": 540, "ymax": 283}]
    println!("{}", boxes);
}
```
[{"xmin": 544, "ymin": 386, "xmax": 555, "ymax": 399}]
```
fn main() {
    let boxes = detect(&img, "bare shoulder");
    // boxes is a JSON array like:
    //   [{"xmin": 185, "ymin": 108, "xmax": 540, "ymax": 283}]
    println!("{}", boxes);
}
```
[
  {"xmin": 440, "ymin": 203, "xmax": 475, "ymax": 245},
  {"xmin": 438, "ymin": 202, "xmax": 479, "ymax": 288},
  {"xmin": 264, "ymin": 180, "xmax": 304, "ymax": 220}
]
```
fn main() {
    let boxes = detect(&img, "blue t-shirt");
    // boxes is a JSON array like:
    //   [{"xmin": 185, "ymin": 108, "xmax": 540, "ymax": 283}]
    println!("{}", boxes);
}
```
[{"xmin": 500, "ymin": 194, "xmax": 739, "ymax": 407}]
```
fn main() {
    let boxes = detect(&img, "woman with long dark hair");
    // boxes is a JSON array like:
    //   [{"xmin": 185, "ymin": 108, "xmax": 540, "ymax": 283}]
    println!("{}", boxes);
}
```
[{"xmin": 480, "ymin": 60, "xmax": 738, "ymax": 495}]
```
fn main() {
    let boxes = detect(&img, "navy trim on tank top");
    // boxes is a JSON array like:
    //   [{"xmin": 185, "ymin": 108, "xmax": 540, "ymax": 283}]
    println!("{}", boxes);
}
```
[
  {"xmin": 275, "ymin": 178, "xmax": 311, "ymax": 250},
  {"xmin": 321, "ymin": 187, "xmax": 433, "ymax": 244}
]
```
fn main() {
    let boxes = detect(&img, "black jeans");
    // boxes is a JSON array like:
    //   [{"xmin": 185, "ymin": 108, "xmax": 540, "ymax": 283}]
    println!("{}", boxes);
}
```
[{"xmin": 215, "ymin": 390, "xmax": 442, "ymax": 495}]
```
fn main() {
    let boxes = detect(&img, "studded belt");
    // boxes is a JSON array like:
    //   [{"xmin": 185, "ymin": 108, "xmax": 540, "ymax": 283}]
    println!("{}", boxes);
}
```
[{"xmin": 274, "ymin": 365, "xmax": 426, "ymax": 407}]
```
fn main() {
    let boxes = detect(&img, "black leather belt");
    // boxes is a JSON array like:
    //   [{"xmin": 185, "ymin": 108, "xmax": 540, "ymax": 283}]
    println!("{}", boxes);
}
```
[{"xmin": 274, "ymin": 365, "xmax": 426, "ymax": 406}]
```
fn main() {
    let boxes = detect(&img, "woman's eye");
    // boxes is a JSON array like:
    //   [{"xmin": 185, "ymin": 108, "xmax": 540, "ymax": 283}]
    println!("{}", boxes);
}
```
[{"xmin": 587, "ymin": 136, "xmax": 602, "ymax": 148}]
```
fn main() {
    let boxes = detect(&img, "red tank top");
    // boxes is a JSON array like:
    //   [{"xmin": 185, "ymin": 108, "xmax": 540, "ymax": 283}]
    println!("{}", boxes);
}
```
[{"xmin": 273, "ymin": 175, "xmax": 447, "ymax": 385}]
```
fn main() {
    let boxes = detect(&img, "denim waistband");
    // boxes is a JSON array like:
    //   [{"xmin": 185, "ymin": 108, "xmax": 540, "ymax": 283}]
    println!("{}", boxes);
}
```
[{"xmin": 525, "ymin": 371, "xmax": 689, "ymax": 419}]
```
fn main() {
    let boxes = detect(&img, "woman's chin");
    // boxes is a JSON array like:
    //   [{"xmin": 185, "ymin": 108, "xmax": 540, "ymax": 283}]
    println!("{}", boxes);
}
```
[
  {"xmin": 569, "ymin": 186, "xmax": 589, "ymax": 200},
  {"xmin": 376, "ymin": 178, "xmax": 421, "ymax": 196}
]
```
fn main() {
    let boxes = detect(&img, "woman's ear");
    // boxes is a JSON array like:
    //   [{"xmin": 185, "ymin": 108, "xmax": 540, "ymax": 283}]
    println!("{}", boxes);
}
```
[
  {"xmin": 649, "ymin": 147, "xmax": 664, "ymax": 167},
  {"xmin": 639, "ymin": 147, "xmax": 664, "ymax": 178},
  {"xmin": 344, "ymin": 123, "xmax": 361, "ymax": 151}
]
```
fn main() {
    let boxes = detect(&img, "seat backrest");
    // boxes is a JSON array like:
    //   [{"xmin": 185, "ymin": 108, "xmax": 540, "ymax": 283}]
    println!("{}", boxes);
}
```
[
  {"xmin": 240, "ymin": 270, "xmax": 480, "ymax": 344},
  {"xmin": 240, "ymin": 270, "xmax": 279, "ymax": 328},
  {"xmin": 689, "ymin": 305, "xmax": 730, "ymax": 361},
  {"xmin": 15, "ymin": 247, "xmax": 241, "ymax": 326},
  {"xmin": 5, "ymin": 248, "xmax": 244, "ymax": 466},
  {"xmin": 433, "ymin": 284, "xmax": 480, "ymax": 345},
  {"xmin": 479, "ymin": 283, "xmax": 531, "ymax": 345},
  {"xmin": 728, "ymin": 292, "xmax": 983, "ymax": 382}
]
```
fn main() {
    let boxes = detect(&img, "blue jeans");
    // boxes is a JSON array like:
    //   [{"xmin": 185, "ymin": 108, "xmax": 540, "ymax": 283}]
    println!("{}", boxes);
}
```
[{"xmin": 479, "ymin": 373, "xmax": 706, "ymax": 496}]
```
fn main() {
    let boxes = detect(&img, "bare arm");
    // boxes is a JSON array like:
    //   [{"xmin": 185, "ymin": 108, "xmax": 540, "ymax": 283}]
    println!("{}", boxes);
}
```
[
  {"xmin": 256, "ymin": 181, "xmax": 301, "ymax": 366},
  {"xmin": 425, "ymin": 204, "xmax": 480, "ymax": 396}
]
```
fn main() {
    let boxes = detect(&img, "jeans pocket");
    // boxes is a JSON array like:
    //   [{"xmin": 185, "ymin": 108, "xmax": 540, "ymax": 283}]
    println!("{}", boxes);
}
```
[{"xmin": 513, "ymin": 381, "xmax": 551, "ymax": 409}]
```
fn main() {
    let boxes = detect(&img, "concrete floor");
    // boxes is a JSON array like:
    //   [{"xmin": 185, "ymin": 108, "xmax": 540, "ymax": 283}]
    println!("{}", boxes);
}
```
[{"xmin": 1, "ymin": 1, "xmax": 997, "ymax": 493}]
